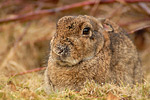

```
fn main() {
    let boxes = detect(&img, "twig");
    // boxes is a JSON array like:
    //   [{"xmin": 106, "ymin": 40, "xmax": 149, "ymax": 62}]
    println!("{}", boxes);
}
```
[
  {"xmin": 119, "ymin": 18, "xmax": 150, "ymax": 33},
  {"xmin": 0, "ymin": 0, "xmax": 22, "ymax": 9},
  {"xmin": 119, "ymin": 17, "xmax": 150, "ymax": 26},
  {"xmin": 14, "ymin": 23, "xmax": 31, "ymax": 48},
  {"xmin": 11, "ymin": 67, "xmax": 46, "ymax": 77},
  {"xmin": 138, "ymin": 3, "xmax": 150, "ymax": 15},
  {"xmin": 107, "ymin": 4, "xmax": 124, "ymax": 19},
  {"xmin": 0, "ymin": 23, "xmax": 30, "ymax": 70},
  {"xmin": 0, "ymin": 0, "xmax": 150, "ymax": 24},
  {"xmin": 90, "ymin": 0, "xmax": 101, "ymax": 16},
  {"xmin": 23, "ymin": 34, "xmax": 51, "ymax": 45},
  {"xmin": 128, "ymin": 25, "xmax": 150, "ymax": 34}
]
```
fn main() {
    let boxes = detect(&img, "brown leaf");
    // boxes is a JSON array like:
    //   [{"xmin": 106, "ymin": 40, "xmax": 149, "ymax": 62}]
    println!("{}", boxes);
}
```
[
  {"xmin": 107, "ymin": 92, "xmax": 121, "ymax": 100},
  {"xmin": 120, "ymin": 96, "xmax": 132, "ymax": 100},
  {"xmin": 7, "ymin": 81, "xmax": 16, "ymax": 91}
]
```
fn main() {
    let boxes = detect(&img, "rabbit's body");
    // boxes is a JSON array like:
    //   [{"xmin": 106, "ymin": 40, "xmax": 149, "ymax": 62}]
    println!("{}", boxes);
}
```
[{"xmin": 44, "ymin": 15, "xmax": 143, "ymax": 93}]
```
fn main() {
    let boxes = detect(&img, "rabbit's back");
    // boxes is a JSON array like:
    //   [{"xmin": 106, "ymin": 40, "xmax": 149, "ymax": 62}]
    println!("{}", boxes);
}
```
[{"xmin": 108, "ymin": 30, "xmax": 143, "ymax": 84}]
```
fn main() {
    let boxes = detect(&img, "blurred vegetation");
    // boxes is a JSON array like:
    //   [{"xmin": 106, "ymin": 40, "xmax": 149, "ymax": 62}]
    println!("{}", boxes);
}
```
[{"xmin": 0, "ymin": 0, "xmax": 150, "ymax": 100}]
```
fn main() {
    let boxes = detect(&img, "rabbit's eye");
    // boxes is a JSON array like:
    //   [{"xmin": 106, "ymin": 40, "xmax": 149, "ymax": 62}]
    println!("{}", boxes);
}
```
[{"xmin": 83, "ymin": 27, "xmax": 90, "ymax": 35}]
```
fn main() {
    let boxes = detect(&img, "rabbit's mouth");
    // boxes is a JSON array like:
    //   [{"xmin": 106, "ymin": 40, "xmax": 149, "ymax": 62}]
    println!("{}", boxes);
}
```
[{"xmin": 51, "ymin": 50, "xmax": 81, "ymax": 66}]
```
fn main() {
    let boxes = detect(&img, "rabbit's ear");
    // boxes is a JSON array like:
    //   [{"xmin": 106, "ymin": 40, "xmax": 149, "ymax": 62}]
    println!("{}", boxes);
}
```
[
  {"xmin": 97, "ymin": 18, "xmax": 114, "ymax": 32},
  {"xmin": 97, "ymin": 18, "xmax": 105, "ymax": 28}
]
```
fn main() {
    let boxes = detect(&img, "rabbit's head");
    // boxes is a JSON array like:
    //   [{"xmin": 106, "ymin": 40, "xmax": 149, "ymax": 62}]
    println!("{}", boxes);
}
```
[{"xmin": 50, "ymin": 15, "xmax": 105, "ymax": 66}]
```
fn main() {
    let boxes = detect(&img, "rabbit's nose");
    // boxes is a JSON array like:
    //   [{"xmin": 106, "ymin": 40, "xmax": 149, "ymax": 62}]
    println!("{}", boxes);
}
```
[{"xmin": 56, "ymin": 45, "xmax": 69, "ymax": 56}]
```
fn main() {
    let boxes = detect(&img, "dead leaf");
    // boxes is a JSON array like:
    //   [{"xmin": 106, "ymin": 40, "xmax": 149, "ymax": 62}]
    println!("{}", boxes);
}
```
[
  {"xmin": 107, "ymin": 92, "xmax": 121, "ymax": 100},
  {"xmin": 7, "ymin": 81, "xmax": 16, "ymax": 91},
  {"xmin": 120, "ymin": 96, "xmax": 132, "ymax": 100}
]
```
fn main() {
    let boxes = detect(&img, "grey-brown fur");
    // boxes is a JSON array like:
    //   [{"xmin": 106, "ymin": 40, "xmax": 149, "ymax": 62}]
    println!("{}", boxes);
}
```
[{"xmin": 44, "ymin": 15, "xmax": 143, "ymax": 93}]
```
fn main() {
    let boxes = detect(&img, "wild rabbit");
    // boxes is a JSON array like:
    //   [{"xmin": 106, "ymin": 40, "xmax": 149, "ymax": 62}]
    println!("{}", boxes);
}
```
[{"xmin": 44, "ymin": 15, "xmax": 143, "ymax": 93}]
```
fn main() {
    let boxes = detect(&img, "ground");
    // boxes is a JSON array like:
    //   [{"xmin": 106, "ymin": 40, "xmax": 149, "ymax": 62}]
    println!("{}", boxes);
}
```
[{"xmin": 0, "ymin": 73, "xmax": 150, "ymax": 100}]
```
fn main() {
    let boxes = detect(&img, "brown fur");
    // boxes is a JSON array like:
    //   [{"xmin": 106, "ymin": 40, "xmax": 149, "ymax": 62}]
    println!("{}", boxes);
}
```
[{"xmin": 44, "ymin": 15, "xmax": 143, "ymax": 93}]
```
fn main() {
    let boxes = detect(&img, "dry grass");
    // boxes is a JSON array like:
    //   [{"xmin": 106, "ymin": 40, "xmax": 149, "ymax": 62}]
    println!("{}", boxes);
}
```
[
  {"xmin": 0, "ymin": 1, "xmax": 150, "ymax": 100},
  {"xmin": 0, "ymin": 73, "xmax": 150, "ymax": 100}
]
